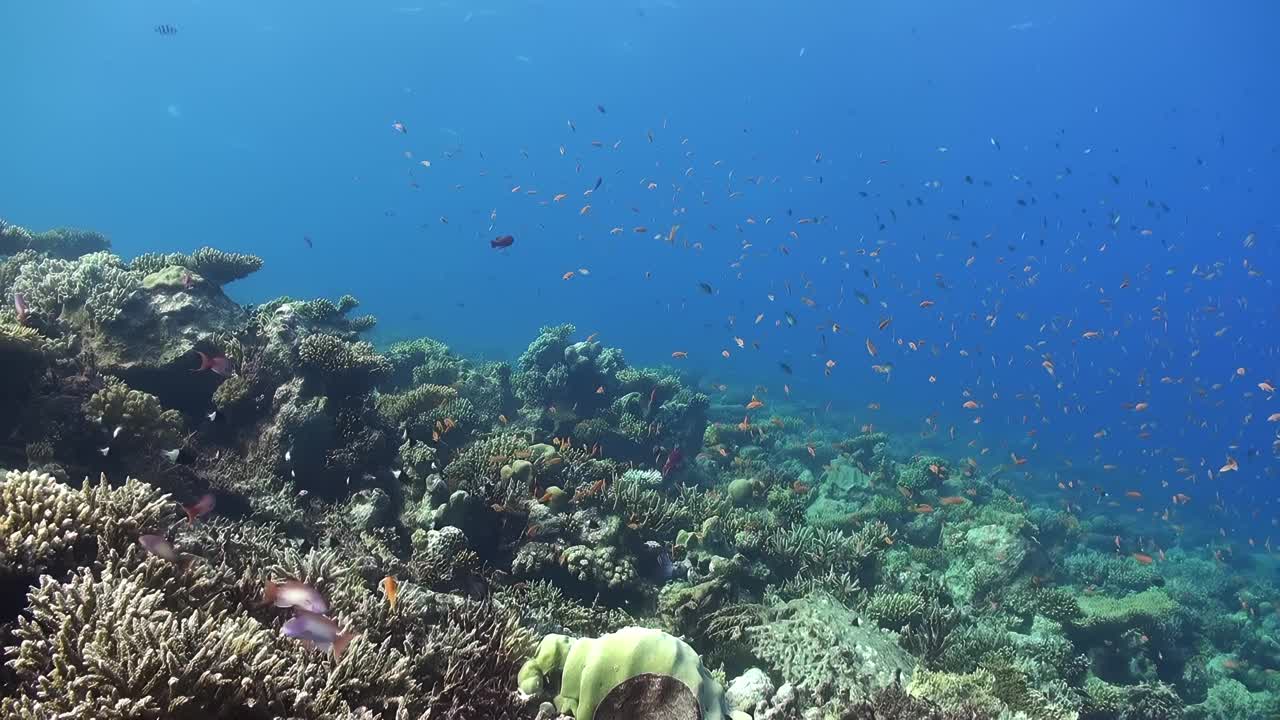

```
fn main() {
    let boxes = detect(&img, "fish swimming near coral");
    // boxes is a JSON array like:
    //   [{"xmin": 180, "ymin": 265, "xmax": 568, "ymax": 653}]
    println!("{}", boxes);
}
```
[
  {"xmin": 263, "ymin": 579, "xmax": 329, "ymax": 614},
  {"xmin": 13, "ymin": 292, "xmax": 28, "ymax": 325},
  {"xmin": 138, "ymin": 534, "xmax": 178, "ymax": 562},
  {"xmin": 281, "ymin": 610, "xmax": 356, "ymax": 659},
  {"xmin": 193, "ymin": 351, "xmax": 234, "ymax": 377},
  {"xmin": 661, "ymin": 447, "xmax": 683, "ymax": 479},
  {"xmin": 380, "ymin": 575, "xmax": 399, "ymax": 611},
  {"xmin": 181, "ymin": 493, "xmax": 215, "ymax": 526}
]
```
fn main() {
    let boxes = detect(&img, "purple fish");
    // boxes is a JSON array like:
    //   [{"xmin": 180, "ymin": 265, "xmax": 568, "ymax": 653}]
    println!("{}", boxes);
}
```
[
  {"xmin": 281, "ymin": 610, "xmax": 356, "ymax": 659},
  {"xmin": 263, "ymin": 580, "xmax": 329, "ymax": 614},
  {"xmin": 13, "ymin": 292, "xmax": 28, "ymax": 325},
  {"xmin": 138, "ymin": 534, "xmax": 178, "ymax": 562}
]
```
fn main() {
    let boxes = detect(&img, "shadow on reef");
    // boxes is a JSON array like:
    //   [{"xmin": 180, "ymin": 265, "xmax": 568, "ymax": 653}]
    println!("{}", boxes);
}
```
[{"xmin": 2, "ymin": 217, "xmax": 1279, "ymax": 720}]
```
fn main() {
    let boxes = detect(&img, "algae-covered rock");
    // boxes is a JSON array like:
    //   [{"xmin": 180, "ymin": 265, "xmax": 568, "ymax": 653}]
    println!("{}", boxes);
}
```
[
  {"xmin": 944, "ymin": 523, "xmax": 1029, "ymax": 604},
  {"xmin": 749, "ymin": 592, "xmax": 915, "ymax": 705},
  {"xmin": 518, "ymin": 626, "xmax": 727, "ymax": 720}
]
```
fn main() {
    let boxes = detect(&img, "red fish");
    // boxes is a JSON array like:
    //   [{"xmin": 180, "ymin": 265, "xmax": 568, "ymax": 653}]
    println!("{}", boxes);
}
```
[
  {"xmin": 194, "ymin": 351, "xmax": 233, "ymax": 377},
  {"xmin": 661, "ymin": 447, "xmax": 684, "ymax": 478},
  {"xmin": 491, "ymin": 234, "xmax": 515, "ymax": 249},
  {"xmin": 181, "ymin": 493, "xmax": 215, "ymax": 526}
]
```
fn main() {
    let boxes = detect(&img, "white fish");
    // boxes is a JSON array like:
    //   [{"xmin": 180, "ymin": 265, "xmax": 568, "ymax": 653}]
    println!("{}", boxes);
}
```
[
  {"xmin": 391, "ymin": 469, "xmax": 403, "ymax": 480},
  {"xmin": 162, "ymin": 449, "xmax": 180, "ymax": 463},
  {"xmin": 285, "ymin": 449, "xmax": 292, "ymax": 462},
  {"xmin": 112, "ymin": 426, "xmax": 124, "ymax": 439},
  {"xmin": 138, "ymin": 534, "xmax": 178, "ymax": 562},
  {"xmin": 207, "ymin": 411, "xmax": 217, "ymax": 421},
  {"xmin": 98, "ymin": 446, "xmax": 111, "ymax": 456}
]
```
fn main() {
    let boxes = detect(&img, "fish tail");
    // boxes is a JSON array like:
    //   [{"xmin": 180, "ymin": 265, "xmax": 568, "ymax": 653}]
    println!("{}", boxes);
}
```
[{"xmin": 333, "ymin": 632, "xmax": 357, "ymax": 660}]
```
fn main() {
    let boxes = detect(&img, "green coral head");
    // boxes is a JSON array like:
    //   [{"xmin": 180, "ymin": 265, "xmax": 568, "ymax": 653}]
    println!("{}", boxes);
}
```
[
  {"xmin": 518, "ymin": 633, "xmax": 574, "ymax": 695},
  {"xmin": 521, "ymin": 626, "xmax": 725, "ymax": 720}
]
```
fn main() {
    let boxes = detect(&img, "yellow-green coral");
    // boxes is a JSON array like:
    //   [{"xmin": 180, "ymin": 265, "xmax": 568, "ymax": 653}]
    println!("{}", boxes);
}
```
[
  {"xmin": 376, "ymin": 384, "xmax": 458, "ymax": 425},
  {"xmin": 1073, "ymin": 587, "xmax": 1177, "ymax": 635},
  {"xmin": 84, "ymin": 376, "xmax": 184, "ymax": 447},
  {"xmin": 0, "ymin": 322, "xmax": 50, "ymax": 355}
]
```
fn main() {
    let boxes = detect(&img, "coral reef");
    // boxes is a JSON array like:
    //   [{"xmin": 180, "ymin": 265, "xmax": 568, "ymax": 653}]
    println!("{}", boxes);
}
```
[{"xmin": 0, "ymin": 214, "xmax": 1269, "ymax": 719}]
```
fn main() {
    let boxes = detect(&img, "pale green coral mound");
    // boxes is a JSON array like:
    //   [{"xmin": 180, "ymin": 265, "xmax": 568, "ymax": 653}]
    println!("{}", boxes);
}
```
[
  {"xmin": 518, "ymin": 626, "xmax": 727, "ymax": 720},
  {"xmin": 908, "ymin": 668, "xmax": 1008, "ymax": 717},
  {"xmin": 1073, "ymin": 587, "xmax": 1178, "ymax": 635}
]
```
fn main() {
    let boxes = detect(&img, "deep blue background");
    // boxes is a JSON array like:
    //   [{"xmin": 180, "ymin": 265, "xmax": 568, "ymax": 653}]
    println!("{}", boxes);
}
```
[{"xmin": 3, "ymin": 1, "xmax": 1277, "ymax": 527}]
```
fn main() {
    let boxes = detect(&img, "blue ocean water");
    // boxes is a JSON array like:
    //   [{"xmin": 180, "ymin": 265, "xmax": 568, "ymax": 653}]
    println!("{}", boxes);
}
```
[{"xmin": 2, "ymin": 0, "xmax": 1277, "ymax": 539}]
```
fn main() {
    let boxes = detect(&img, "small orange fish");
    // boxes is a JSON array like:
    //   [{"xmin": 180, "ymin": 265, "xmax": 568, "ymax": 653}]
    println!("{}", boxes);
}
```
[
  {"xmin": 746, "ymin": 396, "xmax": 764, "ymax": 410},
  {"xmin": 1132, "ymin": 553, "xmax": 1154, "ymax": 565},
  {"xmin": 721, "ymin": 349, "xmax": 731, "ymax": 359},
  {"xmin": 1220, "ymin": 457, "xmax": 1239, "ymax": 473},
  {"xmin": 939, "ymin": 496, "xmax": 967, "ymax": 505},
  {"xmin": 595, "ymin": 386, "xmax": 605, "ymax": 394},
  {"xmin": 380, "ymin": 575, "xmax": 399, "ymax": 611},
  {"xmin": 671, "ymin": 351, "xmax": 688, "ymax": 359},
  {"xmin": 1125, "ymin": 490, "xmax": 1143, "ymax": 499},
  {"xmin": 562, "ymin": 271, "xmax": 576, "ymax": 280},
  {"xmin": 913, "ymin": 503, "xmax": 935, "ymax": 514},
  {"xmin": 918, "ymin": 300, "xmax": 935, "ymax": 308},
  {"xmin": 1260, "ymin": 382, "xmax": 1276, "ymax": 393},
  {"xmin": 962, "ymin": 400, "xmax": 980, "ymax": 410}
]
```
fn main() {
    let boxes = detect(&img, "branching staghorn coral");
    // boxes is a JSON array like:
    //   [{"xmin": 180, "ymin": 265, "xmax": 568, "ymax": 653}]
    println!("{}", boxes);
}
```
[
  {"xmin": 0, "ymin": 470, "xmax": 173, "ymax": 577},
  {"xmin": 2, "ymin": 554, "xmax": 415, "ymax": 719}
]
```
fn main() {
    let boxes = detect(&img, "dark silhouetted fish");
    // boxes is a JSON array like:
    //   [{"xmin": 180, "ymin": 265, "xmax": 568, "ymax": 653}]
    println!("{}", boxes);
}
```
[{"xmin": 154, "ymin": 24, "xmax": 178, "ymax": 35}]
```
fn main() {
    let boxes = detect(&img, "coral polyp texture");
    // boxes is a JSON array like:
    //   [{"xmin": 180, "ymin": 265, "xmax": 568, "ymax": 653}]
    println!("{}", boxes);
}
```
[{"xmin": 0, "ymin": 216, "xmax": 1274, "ymax": 720}]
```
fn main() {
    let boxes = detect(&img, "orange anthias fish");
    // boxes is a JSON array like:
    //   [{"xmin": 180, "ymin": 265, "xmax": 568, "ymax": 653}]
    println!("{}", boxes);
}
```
[
  {"xmin": 939, "ymin": 496, "xmax": 967, "ymax": 505},
  {"xmin": 1220, "ymin": 457, "xmax": 1239, "ymax": 473},
  {"xmin": 380, "ymin": 575, "xmax": 399, "ymax": 611},
  {"xmin": 1132, "ymin": 553, "xmax": 1154, "ymax": 565},
  {"xmin": 746, "ymin": 396, "xmax": 765, "ymax": 410}
]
